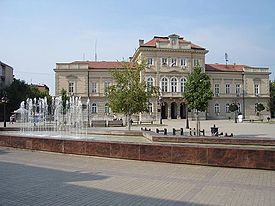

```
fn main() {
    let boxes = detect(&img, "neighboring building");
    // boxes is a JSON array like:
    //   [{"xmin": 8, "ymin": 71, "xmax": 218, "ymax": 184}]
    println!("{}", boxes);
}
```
[
  {"xmin": 33, "ymin": 84, "xmax": 50, "ymax": 94},
  {"xmin": 0, "ymin": 61, "xmax": 14, "ymax": 90},
  {"xmin": 54, "ymin": 34, "xmax": 271, "ymax": 121}
]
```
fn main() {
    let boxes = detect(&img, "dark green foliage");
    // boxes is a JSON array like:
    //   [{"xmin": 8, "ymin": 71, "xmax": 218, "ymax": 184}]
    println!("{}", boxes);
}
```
[
  {"xmin": 229, "ymin": 103, "xmax": 238, "ymax": 113},
  {"xmin": 61, "ymin": 88, "xmax": 69, "ymax": 115},
  {"xmin": 256, "ymin": 103, "xmax": 265, "ymax": 113},
  {"xmin": 270, "ymin": 81, "xmax": 275, "ymax": 117},
  {"xmin": 0, "ymin": 79, "xmax": 49, "ymax": 121}
]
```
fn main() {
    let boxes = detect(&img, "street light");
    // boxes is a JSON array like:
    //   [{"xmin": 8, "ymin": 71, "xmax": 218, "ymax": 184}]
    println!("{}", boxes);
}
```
[
  {"xmin": 158, "ymin": 95, "xmax": 163, "ymax": 124},
  {"xmin": 1, "ymin": 95, "xmax": 8, "ymax": 128},
  {"xmin": 185, "ymin": 103, "xmax": 189, "ymax": 129}
]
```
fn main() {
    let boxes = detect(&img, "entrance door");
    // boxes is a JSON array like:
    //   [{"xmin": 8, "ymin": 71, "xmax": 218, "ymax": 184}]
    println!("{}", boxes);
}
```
[
  {"xmin": 171, "ymin": 102, "xmax": 177, "ymax": 119},
  {"xmin": 161, "ymin": 102, "xmax": 168, "ymax": 119},
  {"xmin": 180, "ymin": 103, "xmax": 186, "ymax": 119}
]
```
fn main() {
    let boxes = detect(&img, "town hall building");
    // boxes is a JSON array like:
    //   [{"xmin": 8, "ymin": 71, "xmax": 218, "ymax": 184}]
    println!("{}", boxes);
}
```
[{"xmin": 54, "ymin": 34, "xmax": 270, "ymax": 123}]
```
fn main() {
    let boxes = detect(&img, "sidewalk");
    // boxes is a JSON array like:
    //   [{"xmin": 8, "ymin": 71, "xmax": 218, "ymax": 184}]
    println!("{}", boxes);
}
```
[{"xmin": 1, "ymin": 146, "xmax": 275, "ymax": 206}]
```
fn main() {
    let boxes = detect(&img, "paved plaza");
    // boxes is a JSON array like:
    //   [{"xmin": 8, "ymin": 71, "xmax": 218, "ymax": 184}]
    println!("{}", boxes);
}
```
[
  {"xmin": 0, "ymin": 146, "xmax": 275, "ymax": 206},
  {"xmin": 1, "ymin": 119, "xmax": 275, "ymax": 139}
]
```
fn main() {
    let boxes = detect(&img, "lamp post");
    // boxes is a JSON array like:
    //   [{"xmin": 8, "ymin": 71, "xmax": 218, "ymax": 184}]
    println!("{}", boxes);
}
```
[
  {"xmin": 242, "ymin": 72, "xmax": 245, "ymax": 119},
  {"xmin": 1, "ymin": 95, "xmax": 8, "ymax": 128},
  {"xmin": 159, "ymin": 95, "xmax": 163, "ymax": 124},
  {"xmin": 185, "ymin": 103, "xmax": 189, "ymax": 129}
]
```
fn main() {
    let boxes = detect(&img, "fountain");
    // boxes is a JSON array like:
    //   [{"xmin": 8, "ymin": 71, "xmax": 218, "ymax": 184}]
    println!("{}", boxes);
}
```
[{"xmin": 0, "ymin": 96, "xmax": 274, "ymax": 170}]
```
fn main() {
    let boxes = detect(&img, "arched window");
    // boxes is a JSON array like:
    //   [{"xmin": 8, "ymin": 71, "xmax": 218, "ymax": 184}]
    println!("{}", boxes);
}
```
[
  {"xmin": 104, "ymin": 103, "xmax": 110, "ymax": 114},
  {"xmin": 91, "ymin": 103, "xmax": 97, "ymax": 113},
  {"xmin": 148, "ymin": 102, "xmax": 153, "ymax": 113},
  {"xmin": 214, "ymin": 103, "xmax": 220, "ymax": 113},
  {"xmin": 225, "ymin": 103, "xmax": 230, "ymax": 113},
  {"xmin": 161, "ymin": 77, "xmax": 168, "ymax": 92},
  {"xmin": 180, "ymin": 77, "xmax": 186, "ymax": 93},
  {"xmin": 171, "ymin": 77, "xmax": 178, "ymax": 92},
  {"xmin": 147, "ymin": 77, "xmax": 154, "ymax": 91}
]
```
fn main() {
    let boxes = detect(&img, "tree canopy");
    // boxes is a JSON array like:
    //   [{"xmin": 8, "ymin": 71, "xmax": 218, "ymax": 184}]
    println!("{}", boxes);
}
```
[
  {"xmin": 107, "ymin": 61, "xmax": 158, "ymax": 130},
  {"xmin": 270, "ymin": 81, "xmax": 275, "ymax": 117},
  {"xmin": 0, "ymin": 79, "xmax": 49, "ymax": 121},
  {"xmin": 184, "ymin": 66, "xmax": 213, "ymax": 112}
]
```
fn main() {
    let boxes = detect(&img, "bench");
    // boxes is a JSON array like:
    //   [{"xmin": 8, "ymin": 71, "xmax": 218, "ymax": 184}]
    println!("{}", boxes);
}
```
[
  {"xmin": 91, "ymin": 120, "xmax": 107, "ymax": 127},
  {"xmin": 243, "ymin": 119, "xmax": 263, "ymax": 123},
  {"xmin": 131, "ymin": 120, "xmax": 153, "ymax": 124},
  {"xmin": 140, "ymin": 120, "xmax": 153, "ymax": 124},
  {"xmin": 108, "ymin": 120, "xmax": 123, "ymax": 127}
]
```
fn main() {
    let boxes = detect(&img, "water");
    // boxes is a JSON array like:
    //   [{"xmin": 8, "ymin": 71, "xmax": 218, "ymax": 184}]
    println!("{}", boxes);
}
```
[{"xmin": 18, "ymin": 96, "xmax": 88, "ymax": 136}]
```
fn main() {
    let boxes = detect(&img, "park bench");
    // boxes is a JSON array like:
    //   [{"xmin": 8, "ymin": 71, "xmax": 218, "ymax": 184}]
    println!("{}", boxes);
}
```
[
  {"xmin": 108, "ymin": 120, "xmax": 123, "ymax": 127},
  {"xmin": 91, "ymin": 120, "xmax": 107, "ymax": 127}
]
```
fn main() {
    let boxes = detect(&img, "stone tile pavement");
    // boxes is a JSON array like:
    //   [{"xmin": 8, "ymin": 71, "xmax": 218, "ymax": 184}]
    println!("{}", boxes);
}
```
[{"xmin": 0, "ymin": 146, "xmax": 275, "ymax": 206}]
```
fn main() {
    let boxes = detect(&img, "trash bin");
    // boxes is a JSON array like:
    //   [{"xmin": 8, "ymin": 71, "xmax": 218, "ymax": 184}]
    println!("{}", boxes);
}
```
[{"xmin": 211, "ymin": 125, "xmax": 219, "ymax": 136}]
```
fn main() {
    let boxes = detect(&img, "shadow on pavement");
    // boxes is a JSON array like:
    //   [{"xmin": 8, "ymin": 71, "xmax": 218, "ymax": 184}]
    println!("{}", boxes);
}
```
[{"xmin": 0, "ymin": 161, "xmax": 208, "ymax": 206}]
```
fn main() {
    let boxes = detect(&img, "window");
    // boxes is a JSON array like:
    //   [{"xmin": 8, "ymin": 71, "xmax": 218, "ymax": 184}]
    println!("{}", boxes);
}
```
[
  {"xmin": 147, "ymin": 58, "xmax": 153, "ymax": 66},
  {"xmin": 237, "ymin": 103, "xmax": 241, "ymax": 113},
  {"xmin": 254, "ymin": 84, "xmax": 260, "ymax": 96},
  {"xmin": 147, "ymin": 77, "xmax": 154, "ymax": 92},
  {"xmin": 148, "ymin": 102, "xmax": 153, "ymax": 113},
  {"xmin": 236, "ymin": 84, "xmax": 241, "ymax": 96},
  {"xmin": 68, "ymin": 81, "xmax": 75, "ymax": 95},
  {"xmin": 214, "ymin": 103, "xmax": 220, "ymax": 113},
  {"xmin": 225, "ymin": 103, "xmax": 230, "ymax": 113},
  {"xmin": 170, "ymin": 58, "xmax": 177, "ymax": 67},
  {"xmin": 104, "ymin": 103, "xmax": 110, "ymax": 114},
  {"xmin": 214, "ymin": 84, "xmax": 220, "ymax": 96},
  {"xmin": 104, "ymin": 81, "xmax": 110, "ymax": 94},
  {"xmin": 180, "ymin": 77, "xmax": 186, "ymax": 93},
  {"xmin": 180, "ymin": 58, "xmax": 187, "ymax": 67},
  {"xmin": 225, "ymin": 84, "xmax": 230, "ymax": 94},
  {"xmin": 193, "ymin": 59, "xmax": 199, "ymax": 66},
  {"xmin": 91, "ymin": 82, "xmax": 97, "ymax": 93},
  {"xmin": 171, "ymin": 77, "xmax": 178, "ymax": 92},
  {"xmin": 161, "ymin": 58, "xmax": 167, "ymax": 66},
  {"xmin": 161, "ymin": 77, "xmax": 168, "ymax": 92},
  {"xmin": 91, "ymin": 103, "xmax": 97, "ymax": 113}
]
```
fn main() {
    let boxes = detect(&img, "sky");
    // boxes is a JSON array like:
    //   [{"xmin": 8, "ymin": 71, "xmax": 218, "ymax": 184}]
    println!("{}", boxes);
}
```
[{"xmin": 1, "ymin": 0, "xmax": 275, "ymax": 95}]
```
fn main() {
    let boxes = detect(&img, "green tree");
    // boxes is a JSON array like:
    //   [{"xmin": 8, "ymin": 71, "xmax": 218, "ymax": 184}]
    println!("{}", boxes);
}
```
[
  {"xmin": 0, "ymin": 79, "xmax": 49, "ymax": 121},
  {"xmin": 229, "ymin": 103, "xmax": 239, "ymax": 123},
  {"xmin": 183, "ymin": 66, "xmax": 213, "ymax": 135},
  {"xmin": 270, "ymin": 81, "xmax": 275, "ymax": 118},
  {"xmin": 256, "ymin": 103, "xmax": 265, "ymax": 118},
  {"xmin": 107, "ymin": 61, "xmax": 158, "ymax": 130},
  {"xmin": 61, "ymin": 88, "xmax": 69, "ymax": 117}
]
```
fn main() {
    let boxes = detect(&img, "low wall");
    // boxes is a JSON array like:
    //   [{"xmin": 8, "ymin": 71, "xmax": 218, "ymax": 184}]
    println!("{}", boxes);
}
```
[{"xmin": 0, "ymin": 134, "xmax": 274, "ymax": 170}]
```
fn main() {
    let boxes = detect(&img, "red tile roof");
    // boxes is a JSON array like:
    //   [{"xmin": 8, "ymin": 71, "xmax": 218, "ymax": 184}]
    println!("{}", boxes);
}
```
[
  {"xmin": 71, "ymin": 61, "xmax": 128, "ymax": 69},
  {"xmin": 205, "ymin": 64, "xmax": 246, "ymax": 72},
  {"xmin": 142, "ymin": 36, "xmax": 205, "ymax": 50}
]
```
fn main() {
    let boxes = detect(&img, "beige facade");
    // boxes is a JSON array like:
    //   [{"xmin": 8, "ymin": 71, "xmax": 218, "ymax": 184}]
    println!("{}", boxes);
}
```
[{"xmin": 54, "ymin": 34, "xmax": 271, "ymax": 122}]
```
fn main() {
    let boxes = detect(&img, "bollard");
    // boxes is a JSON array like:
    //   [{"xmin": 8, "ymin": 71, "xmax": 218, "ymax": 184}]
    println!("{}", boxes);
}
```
[
  {"xmin": 180, "ymin": 128, "xmax": 184, "ymax": 135},
  {"xmin": 172, "ymin": 128, "xmax": 176, "ymax": 135},
  {"xmin": 164, "ymin": 128, "xmax": 167, "ymax": 135}
]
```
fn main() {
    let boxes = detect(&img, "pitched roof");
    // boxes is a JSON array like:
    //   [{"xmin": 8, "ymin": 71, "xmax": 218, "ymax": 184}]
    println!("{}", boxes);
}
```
[
  {"xmin": 71, "ymin": 61, "xmax": 128, "ymax": 69},
  {"xmin": 205, "ymin": 64, "xmax": 246, "ymax": 72},
  {"xmin": 142, "ymin": 36, "xmax": 205, "ymax": 50}
]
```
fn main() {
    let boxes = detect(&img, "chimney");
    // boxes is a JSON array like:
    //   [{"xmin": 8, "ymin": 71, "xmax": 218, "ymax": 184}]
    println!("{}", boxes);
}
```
[{"xmin": 139, "ymin": 39, "xmax": 144, "ymax": 46}]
